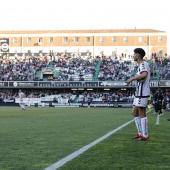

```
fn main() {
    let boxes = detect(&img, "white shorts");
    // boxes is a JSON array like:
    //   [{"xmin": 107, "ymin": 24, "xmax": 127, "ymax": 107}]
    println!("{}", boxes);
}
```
[
  {"xmin": 19, "ymin": 99, "xmax": 23, "ymax": 103},
  {"xmin": 133, "ymin": 97, "xmax": 148, "ymax": 108}
]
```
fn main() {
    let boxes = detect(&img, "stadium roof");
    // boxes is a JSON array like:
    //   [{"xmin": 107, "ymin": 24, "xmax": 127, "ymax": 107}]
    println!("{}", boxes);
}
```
[{"xmin": 0, "ymin": 29, "xmax": 166, "ymax": 34}]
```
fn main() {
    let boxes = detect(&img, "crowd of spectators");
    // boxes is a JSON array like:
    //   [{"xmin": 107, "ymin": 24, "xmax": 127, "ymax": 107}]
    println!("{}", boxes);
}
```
[
  {"xmin": 78, "ymin": 90, "xmax": 135, "ymax": 103},
  {"xmin": 51, "ymin": 55, "xmax": 98, "ymax": 81},
  {"xmin": 98, "ymin": 57, "xmax": 133, "ymax": 81},
  {"xmin": 0, "ymin": 52, "xmax": 170, "ymax": 82},
  {"xmin": 150, "ymin": 54, "xmax": 170, "ymax": 79},
  {"xmin": 0, "ymin": 89, "xmax": 72, "ymax": 102},
  {"xmin": 0, "ymin": 89, "xmax": 136, "ymax": 103},
  {"xmin": 0, "ymin": 53, "xmax": 137, "ymax": 82},
  {"xmin": 0, "ymin": 55, "xmax": 48, "ymax": 81},
  {"xmin": 1, "ymin": 88, "xmax": 170, "ymax": 111}
]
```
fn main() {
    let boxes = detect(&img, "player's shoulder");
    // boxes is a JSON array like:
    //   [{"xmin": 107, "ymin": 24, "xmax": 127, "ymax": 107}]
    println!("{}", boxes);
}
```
[
  {"xmin": 140, "ymin": 61, "xmax": 150, "ymax": 69},
  {"xmin": 142, "ymin": 61, "xmax": 148, "ymax": 65}
]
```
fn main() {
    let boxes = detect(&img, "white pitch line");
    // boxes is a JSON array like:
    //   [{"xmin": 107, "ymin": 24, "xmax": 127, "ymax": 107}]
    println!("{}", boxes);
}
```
[
  {"xmin": 44, "ymin": 120, "xmax": 134, "ymax": 170},
  {"xmin": 44, "ymin": 110, "xmax": 152, "ymax": 170},
  {"xmin": 156, "ymin": 115, "xmax": 160, "ymax": 125}
]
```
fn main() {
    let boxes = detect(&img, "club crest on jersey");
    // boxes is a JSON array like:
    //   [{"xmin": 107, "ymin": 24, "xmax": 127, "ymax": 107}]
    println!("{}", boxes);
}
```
[{"xmin": 138, "ymin": 98, "xmax": 141, "ymax": 105}]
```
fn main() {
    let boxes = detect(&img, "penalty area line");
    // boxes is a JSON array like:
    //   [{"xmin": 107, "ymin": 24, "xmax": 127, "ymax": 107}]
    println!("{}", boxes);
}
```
[{"xmin": 44, "ymin": 110, "xmax": 152, "ymax": 170}]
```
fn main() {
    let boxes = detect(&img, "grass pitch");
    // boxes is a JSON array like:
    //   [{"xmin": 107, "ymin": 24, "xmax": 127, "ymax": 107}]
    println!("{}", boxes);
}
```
[{"xmin": 0, "ymin": 107, "xmax": 169, "ymax": 170}]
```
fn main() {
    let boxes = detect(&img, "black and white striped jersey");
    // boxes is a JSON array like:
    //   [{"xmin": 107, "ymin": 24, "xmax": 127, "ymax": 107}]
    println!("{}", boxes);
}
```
[{"xmin": 135, "ymin": 61, "xmax": 150, "ymax": 98}]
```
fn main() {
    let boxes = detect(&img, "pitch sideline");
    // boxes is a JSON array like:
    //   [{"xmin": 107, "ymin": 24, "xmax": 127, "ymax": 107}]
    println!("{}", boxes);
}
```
[
  {"xmin": 44, "ymin": 109, "xmax": 153, "ymax": 170},
  {"xmin": 156, "ymin": 115, "xmax": 160, "ymax": 125}
]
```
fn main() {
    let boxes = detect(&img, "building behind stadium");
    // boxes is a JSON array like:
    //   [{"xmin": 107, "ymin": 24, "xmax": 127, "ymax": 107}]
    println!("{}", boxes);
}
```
[{"xmin": 0, "ymin": 29, "xmax": 167, "ymax": 58}]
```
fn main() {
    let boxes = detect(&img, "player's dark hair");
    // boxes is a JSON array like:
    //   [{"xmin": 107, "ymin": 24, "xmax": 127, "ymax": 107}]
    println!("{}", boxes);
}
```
[{"xmin": 134, "ymin": 48, "xmax": 146, "ymax": 58}]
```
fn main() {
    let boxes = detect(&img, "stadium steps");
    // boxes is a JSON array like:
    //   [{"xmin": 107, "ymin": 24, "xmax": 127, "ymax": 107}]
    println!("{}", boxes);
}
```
[
  {"xmin": 147, "ymin": 60, "xmax": 151, "ymax": 65},
  {"xmin": 53, "ymin": 71, "xmax": 60, "ymax": 79},
  {"xmin": 93, "ymin": 60, "xmax": 102, "ymax": 81},
  {"xmin": 73, "ymin": 97, "xmax": 79, "ymax": 103},
  {"xmin": 43, "ymin": 77, "xmax": 48, "ymax": 81},
  {"xmin": 131, "ymin": 70, "xmax": 137, "ymax": 77},
  {"xmin": 153, "ymin": 70, "xmax": 160, "ymax": 79},
  {"xmin": 49, "ymin": 61, "xmax": 55, "ymax": 68},
  {"xmin": 35, "ymin": 71, "xmax": 42, "ymax": 79}
]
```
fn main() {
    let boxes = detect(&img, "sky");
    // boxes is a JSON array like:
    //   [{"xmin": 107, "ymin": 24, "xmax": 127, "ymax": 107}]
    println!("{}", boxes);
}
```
[{"xmin": 1, "ymin": 0, "xmax": 170, "ymax": 52}]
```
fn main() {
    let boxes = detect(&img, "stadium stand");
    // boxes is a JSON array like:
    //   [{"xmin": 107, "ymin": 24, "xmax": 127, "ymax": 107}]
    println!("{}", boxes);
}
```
[
  {"xmin": 0, "ymin": 52, "xmax": 170, "ymax": 108},
  {"xmin": 1, "ymin": 52, "xmax": 170, "ymax": 82}
]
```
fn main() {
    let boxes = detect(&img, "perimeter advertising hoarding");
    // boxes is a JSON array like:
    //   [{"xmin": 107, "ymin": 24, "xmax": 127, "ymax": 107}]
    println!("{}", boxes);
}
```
[
  {"xmin": 9, "ymin": 82, "xmax": 38, "ymax": 87},
  {"xmin": 0, "ymin": 82, "xmax": 8, "ymax": 87},
  {"xmin": 38, "ymin": 81, "xmax": 98, "ymax": 87},
  {"xmin": 0, "ymin": 80, "xmax": 168, "ymax": 88}
]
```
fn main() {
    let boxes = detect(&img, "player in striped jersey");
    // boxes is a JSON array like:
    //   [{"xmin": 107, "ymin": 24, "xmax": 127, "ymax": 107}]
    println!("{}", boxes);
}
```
[
  {"xmin": 127, "ymin": 48, "xmax": 150, "ymax": 141},
  {"xmin": 18, "ymin": 89, "xmax": 26, "ymax": 111}
]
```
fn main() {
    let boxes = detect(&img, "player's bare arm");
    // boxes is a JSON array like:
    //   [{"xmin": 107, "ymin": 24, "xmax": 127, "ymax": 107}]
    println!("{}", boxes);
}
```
[{"xmin": 127, "ymin": 71, "xmax": 148, "ymax": 84}]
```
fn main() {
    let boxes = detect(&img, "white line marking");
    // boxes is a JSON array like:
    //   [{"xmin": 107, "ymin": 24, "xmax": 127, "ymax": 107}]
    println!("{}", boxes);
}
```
[
  {"xmin": 44, "ymin": 109, "xmax": 152, "ymax": 170},
  {"xmin": 156, "ymin": 115, "xmax": 160, "ymax": 125}
]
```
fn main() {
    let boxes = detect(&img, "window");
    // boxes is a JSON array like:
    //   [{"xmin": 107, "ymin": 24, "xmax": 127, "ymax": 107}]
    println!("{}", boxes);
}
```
[
  {"xmin": 124, "ymin": 37, "xmax": 128, "ymax": 42},
  {"xmin": 100, "ymin": 51, "xmax": 104, "ymax": 54},
  {"xmin": 13, "ymin": 38, "xmax": 17, "ymax": 43},
  {"xmin": 86, "ymin": 37, "xmax": 90, "ymax": 42},
  {"xmin": 158, "ymin": 36, "xmax": 163, "ymax": 42},
  {"xmin": 158, "ymin": 50, "xmax": 163, "ymax": 57},
  {"xmin": 112, "ymin": 51, "xmax": 116, "ymax": 56},
  {"xmin": 139, "ymin": 37, "xmax": 143, "ymax": 43},
  {"xmin": 86, "ymin": 50, "xmax": 89, "ymax": 56},
  {"xmin": 27, "ymin": 38, "xmax": 31, "ymax": 43},
  {"xmin": 38, "ymin": 38, "xmax": 43, "ymax": 43},
  {"xmin": 49, "ymin": 37, "xmax": 53, "ymax": 43},
  {"xmin": 112, "ymin": 37, "xmax": 116, "ymax": 42},
  {"xmin": 38, "ymin": 38, "xmax": 43, "ymax": 45},
  {"xmin": 64, "ymin": 37, "xmax": 68, "ymax": 43},
  {"xmin": 28, "ymin": 50, "xmax": 31, "ymax": 54},
  {"xmin": 100, "ymin": 37, "xmax": 104, "ymax": 42},
  {"xmin": 49, "ymin": 50, "xmax": 53, "ymax": 54},
  {"xmin": 74, "ymin": 37, "xmax": 79, "ymax": 43}
]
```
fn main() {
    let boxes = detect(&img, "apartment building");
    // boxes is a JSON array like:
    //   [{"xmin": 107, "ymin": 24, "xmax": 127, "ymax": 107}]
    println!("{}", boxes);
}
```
[{"xmin": 0, "ymin": 29, "xmax": 167, "ymax": 58}]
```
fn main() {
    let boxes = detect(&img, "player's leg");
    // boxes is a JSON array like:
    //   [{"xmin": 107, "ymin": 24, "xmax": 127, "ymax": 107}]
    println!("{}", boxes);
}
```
[
  {"xmin": 159, "ymin": 101, "xmax": 163, "ymax": 115},
  {"xmin": 22, "ymin": 103, "xmax": 25, "ymax": 110},
  {"xmin": 19, "ymin": 102, "xmax": 22, "ymax": 109},
  {"xmin": 131, "ymin": 98, "xmax": 143, "ymax": 139},
  {"xmin": 19, "ymin": 101, "xmax": 25, "ymax": 111},
  {"xmin": 154, "ymin": 101, "xmax": 158, "ymax": 114},
  {"xmin": 157, "ymin": 102, "xmax": 161, "ymax": 116},
  {"xmin": 132, "ymin": 106, "xmax": 143, "ymax": 139},
  {"xmin": 88, "ymin": 102, "xmax": 90, "ymax": 108},
  {"xmin": 138, "ymin": 98, "xmax": 149, "ymax": 141}
]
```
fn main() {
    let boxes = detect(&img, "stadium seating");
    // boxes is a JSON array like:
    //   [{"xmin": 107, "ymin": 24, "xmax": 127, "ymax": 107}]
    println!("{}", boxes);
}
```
[{"xmin": 0, "ymin": 53, "xmax": 170, "ymax": 82}]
